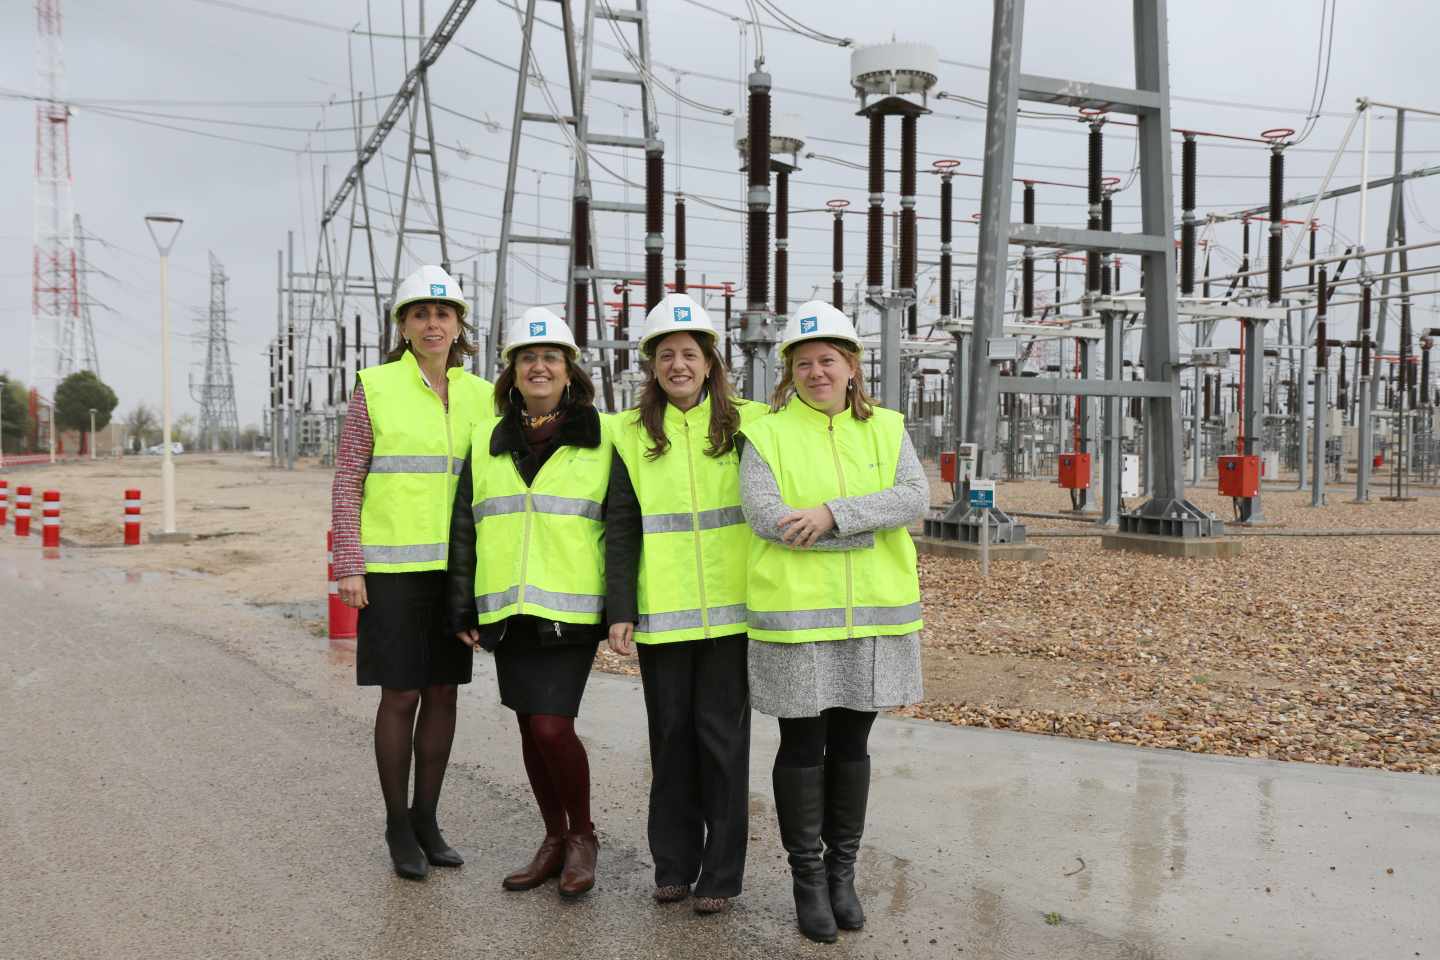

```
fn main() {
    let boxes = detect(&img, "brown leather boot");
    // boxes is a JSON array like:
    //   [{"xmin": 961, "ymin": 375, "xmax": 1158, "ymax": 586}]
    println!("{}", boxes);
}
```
[
  {"xmin": 502, "ymin": 836, "xmax": 566, "ymax": 891},
  {"xmin": 557, "ymin": 829, "xmax": 599, "ymax": 899}
]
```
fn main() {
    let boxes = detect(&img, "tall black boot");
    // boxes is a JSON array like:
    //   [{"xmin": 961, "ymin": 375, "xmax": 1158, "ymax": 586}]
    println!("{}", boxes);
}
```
[
  {"xmin": 772, "ymin": 764, "xmax": 838, "ymax": 944},
  {"xmin": 385, "ymin": 815, "xmax": 429, "ymax": 881},
  {"xmin": 822, "ymin": 757, "xmax": 871, "ymax": 930}
]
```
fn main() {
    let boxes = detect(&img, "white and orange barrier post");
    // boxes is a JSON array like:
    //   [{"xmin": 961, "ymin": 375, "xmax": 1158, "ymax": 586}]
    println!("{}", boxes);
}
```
[
  {"xmin": 124, "ymin": 489, "xmax": 142, "ymax": 545},
  {"xmin": 41, "ymin": 490, "xmax": 61, "ymax": 550},
  {"xmin": 14, "ymin": 485, "xmax": 32, "ymax": 537},
  {"xmin": 0, "ymin": 479, "xmax": 8, "ymax": 526},
  {"xmin": 327, "ymin": 529, "xmax": 358, "ymax": 647}
]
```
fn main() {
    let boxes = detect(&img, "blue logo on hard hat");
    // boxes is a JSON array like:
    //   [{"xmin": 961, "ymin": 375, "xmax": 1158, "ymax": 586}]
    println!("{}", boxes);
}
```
[
  {"xmin": 529, "ymin": 321, "xmax": 547, "ymax": 336},
  {"xmin": 673, "ymin": 306, "xmax": 692, "ymax": 323},
  {"xmin": 800, "ymin": 316, "xmax": 818, "ymax": 334},
  {"xmin": 430, "ymin": 283, "xmax": 446, "ymax": 296}
]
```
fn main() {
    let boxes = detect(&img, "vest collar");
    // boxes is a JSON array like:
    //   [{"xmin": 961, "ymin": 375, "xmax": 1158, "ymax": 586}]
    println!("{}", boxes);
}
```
[
  {"xmin": 664, "ymin": 391, "xmax": 711, "ymax": 429},
  {"xmin": 786, "ymin": 396, "xmax": 853, "ymax": 429},
  {"xmin": 399, "ymin": 348, "xmax": 462, "ymax": 388}
]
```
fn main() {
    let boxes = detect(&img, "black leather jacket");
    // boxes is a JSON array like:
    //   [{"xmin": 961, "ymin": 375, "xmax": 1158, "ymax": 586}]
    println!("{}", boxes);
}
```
[{"xmin": 445, "ymin": 404, "xmax": 608, "ymax": 650}]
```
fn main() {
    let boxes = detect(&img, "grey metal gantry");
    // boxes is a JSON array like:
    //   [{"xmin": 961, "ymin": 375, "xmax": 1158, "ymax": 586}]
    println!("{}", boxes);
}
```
[
  {"xmin": 489, "ymin": 0, "xmax": 660, "ymax": 384},
  {"xmin": 957, "ymin": 0, "xmax": 1220, "ymax": 541}
]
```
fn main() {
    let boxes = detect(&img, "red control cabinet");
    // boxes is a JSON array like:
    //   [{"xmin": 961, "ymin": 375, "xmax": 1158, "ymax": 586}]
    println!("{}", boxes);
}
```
[
  {"xmin": 1058, "ymin": 452, "xmax": 1091, "ymax": 490},
  {"xmin": 1217, "ymin": 454, "xmax": 1261, "ymax": 498},
  {"xmin": 939, "ymin": 451, "xmax": 957, "ymax": 484}
]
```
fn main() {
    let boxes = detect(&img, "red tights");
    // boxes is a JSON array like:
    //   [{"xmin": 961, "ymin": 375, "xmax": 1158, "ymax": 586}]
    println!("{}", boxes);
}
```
[{"xmin": 516, "ymin": 713, "xmax": 592, "ymax": 836}]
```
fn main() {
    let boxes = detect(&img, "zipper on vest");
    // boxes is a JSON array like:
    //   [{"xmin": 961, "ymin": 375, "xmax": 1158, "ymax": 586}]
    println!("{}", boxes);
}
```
[
  {"xmin": 827, "ymin": 420, "xmax": 854, "ymax": 639},
  {"xmin": 684, "ymin": 417, "xmax": 710, "ymax": 637}
]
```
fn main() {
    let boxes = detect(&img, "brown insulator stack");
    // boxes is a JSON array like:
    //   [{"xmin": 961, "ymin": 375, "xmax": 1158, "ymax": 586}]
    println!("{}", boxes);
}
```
[
  {"xmin": 1180, "ymin": 133, "xmax": 1197, "ymax": 295},
  {"xmin": 747, "ymin": 72, "xmax": 771, "ymax": 320},
  {"xmin": 939, "ymin": 172, "xmax": 953, "ymax": 318},
  {"xmin": 1315, "ymin": 266, "xmax": 1328, "ymax": 368},
  {"xmin": 866, "ymin": 112, "xmax": 884, "ymax": 293},
  {"xmin": 1361, "ymin": 282, "xmax": 1373, "ymax": 376},
  {"xmin": 1022, "ymin": 181, "xmax": 1035, "ymax": 317},
  {"xmin": 900, "ymin": 114, "xmax": 917, "ymax": 301},
  {"xmin": 831, "ymin": 207, "xmax": 845, "ymax": 310},
  {"xmin": 572, "ymin": 193, "xmax": 591, "ymax": 348},
  {"xmin": 338, "ymin": 324, "xmax": 347, "ymax": 402},
  {"xmin": 1400, "ymin": 299, "xmax": 1413, "ymax": 409},
  {"xmin": 1268, "ymin": 147, "xmax": 1284, "ymax": 303},
  {"xmin": 1101, "ymin": 192, "xmax": 1114, "ymax": 296},
  {"xmin": 644, "ymin": 141, "xmax": 664, "ymax": 314},
  {"xmin": 775, "ymin": 169, "xmax": 789, "ymax": 316},
  {"xmin": 674, "ymin": 194, "xmax": 687, "ymax": 294},
  {"xmin": 617, "ymin": 286, "xmax": 631, "ymax": 373},
  {"xmin": 1086, "ymin": 120, "xmax": 1103, "ymax": 293}
]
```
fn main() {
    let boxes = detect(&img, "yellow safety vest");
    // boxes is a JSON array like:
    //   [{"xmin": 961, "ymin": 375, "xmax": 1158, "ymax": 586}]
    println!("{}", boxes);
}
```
[
  {"xmin": 612, "ymin": 397, "xmax": 766, "ymax": 644},
  {"xmin": 469, "ymin": 412, "xmax": 613, "ymax": 625},
  {"xmin": 357, "ymin": 350, "xmax": 494, "ymax": 573},
  {"xmin": 740, "ymin": 400, "xmax": 922, "ymax": 643}
]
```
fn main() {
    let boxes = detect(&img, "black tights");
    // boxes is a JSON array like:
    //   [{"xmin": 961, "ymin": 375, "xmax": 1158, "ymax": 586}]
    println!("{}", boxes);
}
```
[
  {"xmin": 775, "ymin": 708, "xmax": 876, "ymax": 768},
  {"xmin": 375, "ymin": 685, "xmax": 458, "ymax": 822}
]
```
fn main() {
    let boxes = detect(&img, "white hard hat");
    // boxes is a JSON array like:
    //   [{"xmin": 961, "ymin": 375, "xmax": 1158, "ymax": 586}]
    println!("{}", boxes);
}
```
[
  {"xmin": 639, "ymin": 293, "xmax": 718, "ymax": 357},
  {"xmin": 392, "ymin": 264, "xmax": 468, "ymax": 325},
  {"xmin": 503, "ymin": 307, "xmax": 579, "ymax": 361},
  {"xmin": 780, "ymin": 300, "xmax": 862, "ymax": 355}
]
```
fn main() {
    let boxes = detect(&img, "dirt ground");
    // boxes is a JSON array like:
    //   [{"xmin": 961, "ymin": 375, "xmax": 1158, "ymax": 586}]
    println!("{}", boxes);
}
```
[{"xmin": 7, "ymin": 452, "xmax": 1436, "ymax": 774}]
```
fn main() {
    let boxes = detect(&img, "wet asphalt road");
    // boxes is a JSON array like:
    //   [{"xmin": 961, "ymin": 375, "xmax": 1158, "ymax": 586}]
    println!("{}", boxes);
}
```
[{"xmin": 1, "ymin": 540, "xmax": 1436, "ymax": 960}]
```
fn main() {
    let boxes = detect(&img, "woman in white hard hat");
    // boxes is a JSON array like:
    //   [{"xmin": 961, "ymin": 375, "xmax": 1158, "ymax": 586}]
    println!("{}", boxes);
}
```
[
  {"xmin": 446, "ymin": 308, "xmax": 609, "ymax": 899},
  {"xmin": 737, "ymin": 300, "xmax": 927, "ymax": 943},
  {"xmin": 604, "ymin": 292, "xmax": 763, "ymax": 914},
  {"xmin": 330, "ymin": 264, "xmax": 493, "ymax": 881}
]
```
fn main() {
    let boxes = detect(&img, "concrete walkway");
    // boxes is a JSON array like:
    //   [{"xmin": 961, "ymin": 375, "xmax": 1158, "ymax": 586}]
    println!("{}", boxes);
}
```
[{"xmin": 1, "ymin": 541, "xmax": 1435, "ymax": 959}]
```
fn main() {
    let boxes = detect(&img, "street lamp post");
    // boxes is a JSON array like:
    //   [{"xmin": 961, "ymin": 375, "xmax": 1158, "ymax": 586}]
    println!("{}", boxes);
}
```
[
  {"xmin": 89, "ymin": 408, "xmax": 96, "ymax": 460},
  {"xmin": 145, "ymin": 214, "xmax": 185, "ymax": 537}
]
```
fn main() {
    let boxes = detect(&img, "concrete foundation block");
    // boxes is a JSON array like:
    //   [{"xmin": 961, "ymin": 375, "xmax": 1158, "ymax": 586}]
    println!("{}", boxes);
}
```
[
  {"xmin": 914, "ymin": 537, "xmax": 1049, "ymax": 562},
  {"xmin": 1100, "ymin": 531, "xmax": 1241, "ymax": 559},
  {"xmin": 148, "ymin": 531, "xmax": 195, "ymax": 544}
]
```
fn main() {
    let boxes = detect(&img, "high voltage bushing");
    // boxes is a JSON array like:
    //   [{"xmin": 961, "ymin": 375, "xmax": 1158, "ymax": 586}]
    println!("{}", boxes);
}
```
[
  {"xmin": 617, "ymin": 286, "xmax": 631, "ymax": 372},
  {"xmin": 644, "ymin": 140, "xmax": 665, "ymax": 314},
  {"xmin": 1316, "ymin": 265, "xmax": 1329, "ymax": 368},
  {"xmin": 1339, "ymin": 350, "xmax": 1349, "ymax": 409},
  {"xmin": 674, "ymin": 194, "xmax": 687, "ymax": 294},
  {"xmin": 866, "ymin": 112, "xmax": 884, "ymax": 293},
  {"xmin": 1086, "ymin": 117, "xmax": 1104, "ymax": 293},
  {"xmin": 1021, "ymin": 181, "xmax": 1036, "ymax": 318},
  {"xmin": 1181, "ymin": 133, "xmax": 1197, "ymax": 295},
  {"xmin": 1421, "ymin": 334, "xmax": 1433, "ymax": 405},
  {"xmin": 829, "ymin": 200, "xmax": 848, "ymax": 310},
  {"xmin": 1400, "ymin": 299, "xmax": 1413, "ymax": 407},
  {"xmin": 936, "ymin": 163, "xmax": 955, "ymax": 319},
  {"xmin": 775, "ymin": 168, "xmax": 789, "ymax": 315},
  {"xmin": 1361, "ymin": 281, "xmax": 1373, "ymax": 373},
  {"xmin": 746, "ymin": 70, "xmax": 771, "ymax": 318},
  {"xmin": 900, "ymin": 113, "xmax": 917, "ymax": 300},
  {"xmin": 1267, "ymin": 144, "xmax": 1285, "ymax": 303},
  {"xmin": 572, "ymin": 192, "xmax": 591, "ymax": 348}
]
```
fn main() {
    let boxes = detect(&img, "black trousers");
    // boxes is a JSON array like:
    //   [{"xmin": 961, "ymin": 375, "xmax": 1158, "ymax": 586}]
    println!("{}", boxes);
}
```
[{"xmin": 636, "ymin": 633, "xmax": 751, "ymax": 898}]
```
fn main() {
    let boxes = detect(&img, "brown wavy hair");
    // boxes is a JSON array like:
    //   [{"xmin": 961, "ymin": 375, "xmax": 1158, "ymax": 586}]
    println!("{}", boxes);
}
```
[
  {"xmin": 637, "ymin": 333, "xmax": 740, "ymax": 460},
  {"xmin": 769, "ymin": 338, "xmax": 874, "ymax": 421},
  {"xmin": 384, "ymin": 301, "xmax": 478, "ymax": 369},
  {"xmin": 493, "ymin": 352, "xmax": 596, "ymax": 416}
]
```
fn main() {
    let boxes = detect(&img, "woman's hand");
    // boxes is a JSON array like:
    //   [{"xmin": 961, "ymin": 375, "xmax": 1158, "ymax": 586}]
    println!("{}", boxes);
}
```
[
  {"xmin": 778, "ymin": 505, "xmax": 836, "ymax": 548},
  {"xmin": 607, "ymin": 622, "xmax": 636, "ymax": 656},
  {"xmin": 338, "ymin": 575, "xmax": 368, "ymax": 608},
  {"xmin": 457, "ymin": 628, "xmax": 482, "ymax": 650}
]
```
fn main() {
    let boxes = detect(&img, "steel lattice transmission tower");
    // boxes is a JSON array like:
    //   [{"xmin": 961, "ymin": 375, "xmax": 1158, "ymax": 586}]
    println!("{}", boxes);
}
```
[
  {"xmin": 193, "ymin": 252, "xmax": 240, "ymax": 451},
  {"xmin": 65, "ymin": 213, "xmax": 101, "ymax": 378},
  {"xmin": 32, "ymin": 0, "xmax": 80, "ymax": 400}
]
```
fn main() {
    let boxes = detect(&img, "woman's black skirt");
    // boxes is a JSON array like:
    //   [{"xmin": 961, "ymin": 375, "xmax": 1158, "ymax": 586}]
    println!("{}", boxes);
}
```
[
  {"xmin": 492, "ymin": 616, "xmax": 600, "ymax": 717},
  {"xmin": 356, "ymin": 571, "xmax": 473, "ymax": 689}
]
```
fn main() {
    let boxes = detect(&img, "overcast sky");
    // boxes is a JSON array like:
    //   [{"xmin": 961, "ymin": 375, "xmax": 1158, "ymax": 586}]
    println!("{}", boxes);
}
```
[{"xmin": 3, "ymin": 0, "xmax": 1438, "ymax": 427}]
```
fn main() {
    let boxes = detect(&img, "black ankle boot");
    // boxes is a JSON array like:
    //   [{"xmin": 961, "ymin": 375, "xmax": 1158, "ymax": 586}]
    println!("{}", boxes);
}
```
[
  {"xmin": 385, "ymin": 815, "xmax": 430, "ymax": 881},
  {"xmin": 773, "ymin": 764, "xmax": 838, "ymax": 944},
  {"xmin": 410, "ymin": 807, "xmax": 464, "ymax": 867},
  {"xmin": 822, "ymin": 757, "xmax": 870, "ymax": 930}
]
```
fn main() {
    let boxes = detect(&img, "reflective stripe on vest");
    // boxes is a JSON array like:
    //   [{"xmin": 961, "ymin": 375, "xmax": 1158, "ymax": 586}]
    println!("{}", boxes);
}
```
[
  {"xmin": 612, "ymin": 398, "xmax": 765, "ymax": 644},
  {"xmin": 640, "ymin": 505, "xmax": 744, "ymax": 535},
  {"xmin": 739, "ymin": 401, "xmax": 922, "ymax": 644},
  {"xmin": 469, "ymin": 412, "xmax": 612, "ymax": 626},
  {"xmin": 357, "ymin": 351, "xmax": 494, "ymax": 574}
]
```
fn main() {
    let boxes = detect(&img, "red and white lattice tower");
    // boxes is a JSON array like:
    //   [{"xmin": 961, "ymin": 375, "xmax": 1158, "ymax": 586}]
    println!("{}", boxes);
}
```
[{"xmin": 32, "ymin": 0, "xmax": 79, "ymax": 402}]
